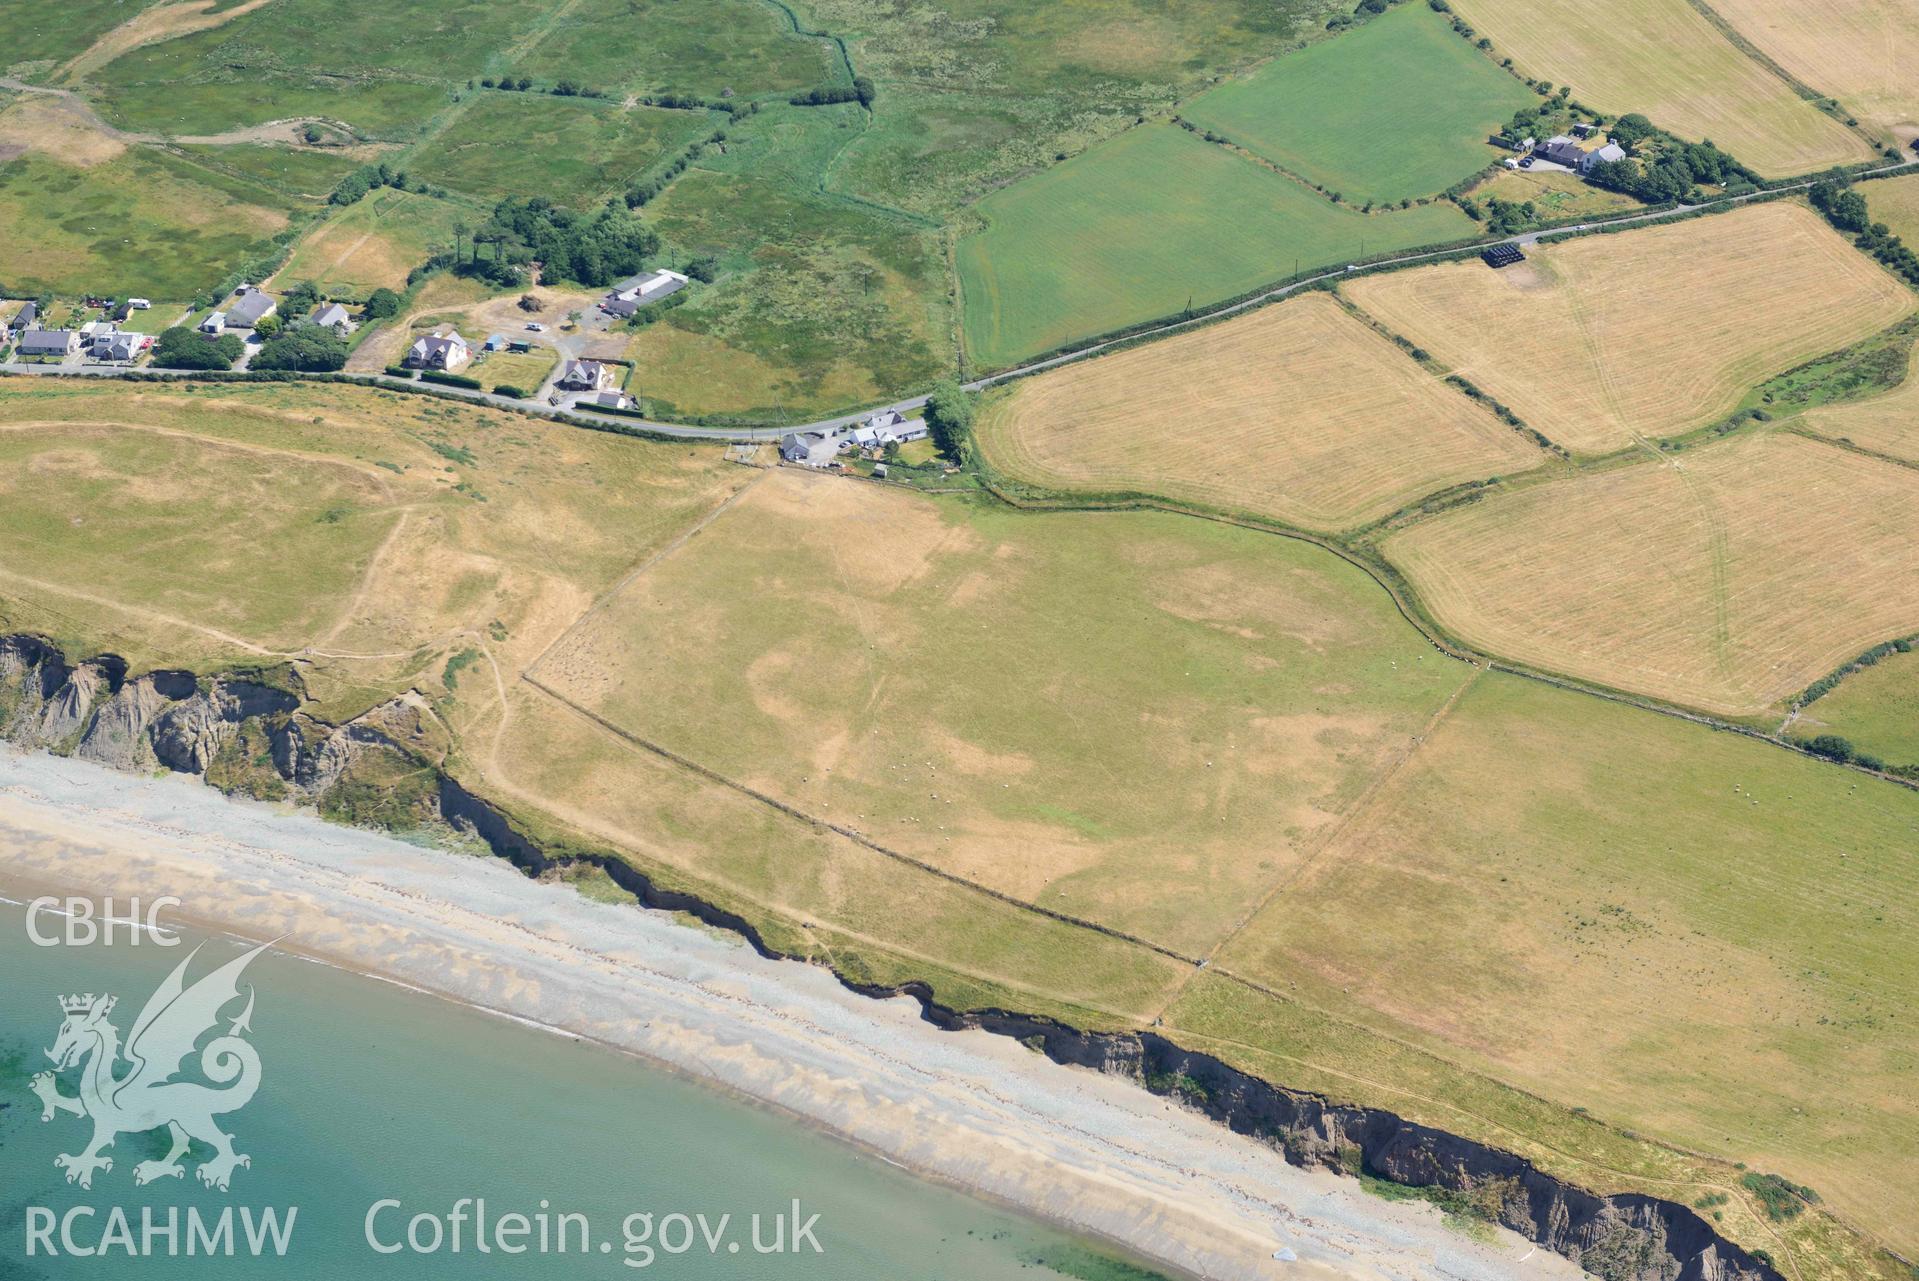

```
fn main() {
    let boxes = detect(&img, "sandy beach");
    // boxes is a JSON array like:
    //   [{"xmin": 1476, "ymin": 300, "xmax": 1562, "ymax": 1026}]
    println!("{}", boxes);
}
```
[{"xmin": 0, "ymin": 748, "xmax": 1579, "ymax": 1281}]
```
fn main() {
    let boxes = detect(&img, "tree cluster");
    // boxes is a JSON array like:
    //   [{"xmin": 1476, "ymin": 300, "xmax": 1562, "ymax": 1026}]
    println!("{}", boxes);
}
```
[
  {"xmin": 152, "ymin": 326, "xmax": 242, "ymax": 370},
  {"xmin": 924, "ymin": 381, "xmax": 975, "ymax": 462},
  {"xmin": 480, "ymin": 197, "xmax": 661, "ymax": 288},
  {"xmin": 790, "ymin": 77, "xmax": 875, "ymax": 108},
  {"xmin": 1584, "ymin": 138, "xmax": 1749, "ymax": 203},
  {"xmin": 251, "ymin": 326, "xmax": 348, "ymax": 372},
  {"xmin": 1811, "ymin": 179, "xmax": 1919, "ymax": 290},
  {"xmin": 330, "ymin": 162, "xmax": 436, "ymax": 207}
]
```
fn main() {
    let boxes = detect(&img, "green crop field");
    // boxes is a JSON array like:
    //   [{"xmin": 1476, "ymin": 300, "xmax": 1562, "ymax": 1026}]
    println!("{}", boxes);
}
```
[
  {"xmin": 1792, "ymin": 648, "xmax": 1919, "ymax": 770},
  {"xmin": 0, "ymin": 146, "xmax": 298, "ymax": 300},
  {"xmin": 1181, "ymin": 3, "xmax": 1534, "ymax": 205},
  {"xmin": 957, "ymin": 123, "xmax": 1473, "ymax": 368},
  {"xmin": 409, "ymin": 94, "xmax": 713, "ymax": 206}
]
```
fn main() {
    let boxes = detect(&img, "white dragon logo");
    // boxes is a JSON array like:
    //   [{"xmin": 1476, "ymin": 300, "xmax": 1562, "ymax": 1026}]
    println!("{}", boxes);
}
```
[{"xmin": 28, "ymin": 940, "xmax": 271, "ymax": 1191}]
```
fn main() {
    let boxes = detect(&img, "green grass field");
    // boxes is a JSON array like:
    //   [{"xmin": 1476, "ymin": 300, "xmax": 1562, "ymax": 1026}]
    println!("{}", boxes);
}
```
[
  {"xmin": 957, "ymin": 123, "xmax": 1474, "ymax": 367},
  {"xmin": 1793, "ymin": 648, "xmax": 1919, "ymax": 769},
  {"xmin": 1181, "ymin": 4, "xmax": 1534, "ymax": 205},
  {"xmin": 504, "ymin": 0, "xmax": 830, "ymax": 97},
  {"xmin": 278, "ymin": 187, "xmax": 474, "ymax": 296},
  {"xmin": 0, "ymin": 146, "xmax": 297, "ymax": 300},
  {"xmin": 409, "ymin": 94, "xmax": 713, "ymax": 206},
  {"xmin": 0, "ymin": 0, "xmax": 167, "ymax": 69},
  {"xmin": 796, "ymin": 0, "xmax": 1327, "ymax": 218},
  {"xmin": 628, "ymin": 103, "xmax": 952, "ymax": 418}
]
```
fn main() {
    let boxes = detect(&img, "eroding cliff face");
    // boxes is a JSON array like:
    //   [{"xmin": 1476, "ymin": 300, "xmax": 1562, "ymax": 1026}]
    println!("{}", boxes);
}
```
[
  {"xmin": 0, "ymin": 634, "xmax": 423, "ymax": 814},
  {"xmin": 0, "ymin": 633, "xmax": 1784, "ymax": 1281}
]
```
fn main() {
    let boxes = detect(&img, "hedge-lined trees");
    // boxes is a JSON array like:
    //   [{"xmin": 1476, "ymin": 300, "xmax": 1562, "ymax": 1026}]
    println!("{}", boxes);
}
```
[{"xmin": 924, "ymin": 381, "xmax": 974, "ymax": 460}]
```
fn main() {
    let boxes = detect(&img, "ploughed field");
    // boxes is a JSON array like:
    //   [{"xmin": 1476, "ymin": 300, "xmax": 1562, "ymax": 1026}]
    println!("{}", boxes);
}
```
[
  {"xmin": 975, "ymin": 291, "xmax": 1545, "ymax": 531},
  {"xmin": 1342, "ymin": 202, "xmax": 1915, "ymax": 453}
]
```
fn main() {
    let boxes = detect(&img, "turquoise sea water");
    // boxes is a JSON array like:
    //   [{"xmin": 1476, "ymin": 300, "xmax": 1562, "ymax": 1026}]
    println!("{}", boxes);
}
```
[{"xmin": 0, "ymin": 905, "xmax": 1150, "ymax": 1281}]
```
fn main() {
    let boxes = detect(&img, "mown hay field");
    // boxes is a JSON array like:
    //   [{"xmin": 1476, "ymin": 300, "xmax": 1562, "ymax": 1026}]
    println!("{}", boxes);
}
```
[
  {"xmin": 1180, "ymin": 3, "xmax": 1534, "ymax": 205},
  {"xmin": 534, "ymin": 467, "xmax": 1472, "ymax": 956},
  {"xmin": 1210, "ymin": 670, "xmax": 1919, "ymax": 1253},
  {"xmin": 974, "ymin": 292, "xmax": 1546, "ymax": 531},
  {"xmin": 1791, "ymin": 648, "xmax": 1919, "ymax": 769},
  {"xmin": 957, "ymin": 124, "xmax": 1473, "ymax": 368},
  {"xmin": 1710, "ymin": 0, "xmax": 1919, "ymax": 146},
  {"xmin": 279, "ymin": 187, "xmax": 473, "ymax": 296},
  {"xmin": 1862, "ymin": 171, "xmax": 1919, "ymax": 250},
  {"xmin": 1445, "ymin": 0, "xmax": 1873, "ymax": 175},
  {"xmin": 1382, "ymin": 431, "xmax": 1919, "ymax": 716},
  {"xmin": 1801, "ymin": 347, "xmax": 1919, "ymax": 463},
  {"xmin": 1343, "ymin": 202, "xmax": 1914, "ymax": 453}
]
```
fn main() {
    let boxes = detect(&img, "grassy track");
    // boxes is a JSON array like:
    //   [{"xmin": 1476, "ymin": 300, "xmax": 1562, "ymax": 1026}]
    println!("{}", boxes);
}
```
[
  {"xmin": 975, "ymin": 291, "xmax": 1546, "ymax": 532},
  {"xmin": 1445, "ymin": 0, "xmax": 1872, "ymax": 176},
  {"xmin": 1381, "ymin": 431, "xmax": 1919, "ymax": 716},
  {"xmin": 957, "ymin": 124, "xmax": 1473, "ymax": 369},
  {"xmin": 1343, "ymin": 202, "xmax": 1915, "ymax": 453},
  {"xmin": 1181, "ymin": 4, "xmax": 1534, "ymax": 205}
]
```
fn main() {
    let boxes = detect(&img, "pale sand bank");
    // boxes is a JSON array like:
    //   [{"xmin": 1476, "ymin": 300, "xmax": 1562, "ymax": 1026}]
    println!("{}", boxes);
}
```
[{"xmin": 0, "ymin": 749, "xmax": 1582, "ymax": 1281}]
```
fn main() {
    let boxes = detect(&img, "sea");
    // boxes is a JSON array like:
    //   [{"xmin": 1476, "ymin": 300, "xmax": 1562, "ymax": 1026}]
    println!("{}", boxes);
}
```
[{"xmin": 0, "ymin": 899, "xmax": 1156, "ymax": 1281}]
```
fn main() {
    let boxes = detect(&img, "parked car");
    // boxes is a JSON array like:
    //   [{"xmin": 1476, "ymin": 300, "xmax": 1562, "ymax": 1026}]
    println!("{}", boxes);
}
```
[{"xmin": 525, "ymin": 322, "xmax": 547, "ymax": 332}]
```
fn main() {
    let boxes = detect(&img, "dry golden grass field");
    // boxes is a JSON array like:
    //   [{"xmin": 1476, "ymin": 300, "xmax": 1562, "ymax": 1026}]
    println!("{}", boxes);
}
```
[
  {"xmin": 1801, "ymin": 347, "xmax": 1919, "ymax": 463},
  {"xmin": 1381, "ymin": 430, "xmax": 1919, "ymax": 716},
  {"xmin": 1209, "ymin": 670, "xmax": 1919, "ymax": 1254},
  {"xmin": 532, "ymin": 467, "xmax": 1473, "ymax": 956},
  {"xmin": 1862, "ymin": 171, "xmax": 1919, "ymax": 247},
  {"xmin": 1711, "ymin": 0, "xmax": 1919, "ymax": 146},
  {"xmin": 973, "ymin": 293, "xmax": 1547, "ymax": 532},
  {"xmin": 1445, "ymin": 0, "xmax": 1873, "ymax": 175},
  {"xmin": 1344, "ymin": 202, "xmax": 1914, "ymax": 453}
]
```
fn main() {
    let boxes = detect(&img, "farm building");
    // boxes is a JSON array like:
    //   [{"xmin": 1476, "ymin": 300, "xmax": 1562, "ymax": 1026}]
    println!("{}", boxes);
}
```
[
  {"xmin": 779, "ymin": 429, "xmax": 849, "ymax": 467},
  {"xmin": 601, "ymin": 269, "xmax": 690, "ymax": 318},
  {"xmin": 482, "ymin": 333, "xmax": 508, "ymax": 352},
  {"xmin": 200, "ymin": 311, "xmax": 227, "ymax": 335},
  {"xmin": 580, "ymin": 390, "xmax": 634, "ymax": 411},
  {"xmin": 406, "ymin": 332, "xmax": 471, "ymax": 371},
  {"xmin": 226, "ymin": 288, "xmax": 277, "ymax": 329},
  {"xmin": 17, "ymin": 329, "xmax": 80, "ymax": 357},
  {"xmin": 556, "ymin": 359, "xmax": 618, "ymax": 391},
  {"xmin": 848, "ymin": 408, "xmax": 930, "ymax": 450},
  {"xmin": 1534, "ymin": 136, "xmax": 1586, "ymax": 167}
]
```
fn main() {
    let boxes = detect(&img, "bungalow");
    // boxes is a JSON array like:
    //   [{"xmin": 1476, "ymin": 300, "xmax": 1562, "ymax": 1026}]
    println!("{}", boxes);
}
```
[
  {"xmin": 1534, "ymin": 136, "xmax": 1586, "ymax": 168},
  {"xmin": 600, "ymin": 268, "xmax": 689, "ymax": 318},
  {"xmin": 91, "ymin": 331, "xmax": 148, "ymax": 362},
  {"xmin": 1578, "ymin": 142, "xmax": 1627, "ymax": 175},
  {"xmin": 406, "ymin": 331, "xmax": 471, "ymax": 371},
  {"xmin": 200, "ymin": 311, "xmax": 228, "ymax": 335},
  {"xmin": 309, "ymin": 302, "xmax": 355, "ymax": 337},
  {"xmin": 18, "ymin": 329, "xmax": 81, "ymax": 358},
  {"xmin": 225, "ymin": 289, "xmax": 277, "ymax": 329},
  {"xmin": 10, "ymin": 302, "xmax": 38, "ymax": 332},
  {"xmin": 555, "ymin": 358, "xmax": 616, "ymax": 391},
  {"xmin": 779, "ymin": 429, "xmax": 849, "ymax": 468}
]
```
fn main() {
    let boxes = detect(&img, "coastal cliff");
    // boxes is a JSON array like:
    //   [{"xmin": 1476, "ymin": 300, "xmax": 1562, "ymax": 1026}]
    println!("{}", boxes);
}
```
[{"xmin": 0, "ymin": 632, "xmax": 1784, "ymax": 1281}]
